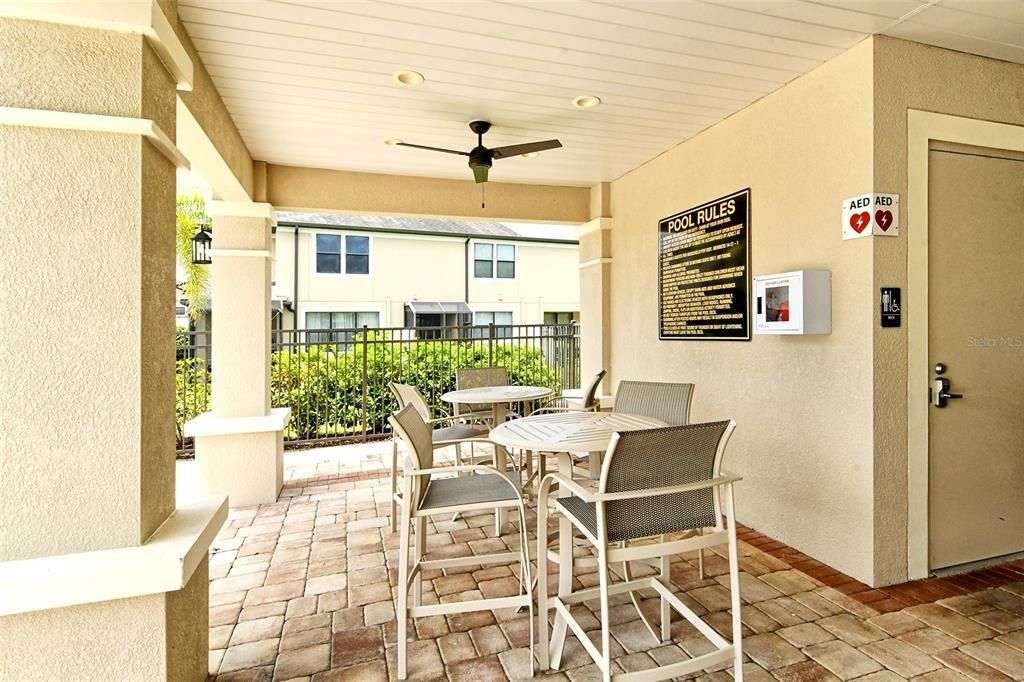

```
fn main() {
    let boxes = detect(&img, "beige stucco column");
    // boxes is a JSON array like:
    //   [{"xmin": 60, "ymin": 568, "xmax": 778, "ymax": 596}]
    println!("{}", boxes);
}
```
[
  {"xmin": 579, "ymin": 182, "xmax": 614, "ymax": 399},
  {"xmin": 185, "ymin": 201, "xmax": 290, "ymax": 507},
  {"xmin": 578, "ymin": 218, "xmax": 613, "ymax": 398},
  {"xmin": 0, "ymin": 4, "xmax": 225, "ymax": 680}
]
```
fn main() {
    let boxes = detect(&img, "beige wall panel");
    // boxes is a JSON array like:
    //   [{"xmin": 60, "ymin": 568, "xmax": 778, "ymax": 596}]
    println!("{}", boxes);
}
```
[
  {"xmin": 0, "ymin": 557, "xmax": 207, "ymax": 680},
  {"xmin": 266, "ymin": 164, "xmax": 590, "ymax": 224},
  {"xmin": 870, "ymin": 37, "xmax": 1024, "ymax": 584},
  {"xmin": 608, "ymin": 41, "xmax": 877, "ymax": 582},
  {"xmin": 0, "ymin": 129, "xmax": 160, "ymax": 559},
  {"xmin": 196, "ymin": 431, "xmax": 283, "ymax": 507},
  {"xmin": 0, "ymin": 18, "xmax": 141, "ymax": 116}
]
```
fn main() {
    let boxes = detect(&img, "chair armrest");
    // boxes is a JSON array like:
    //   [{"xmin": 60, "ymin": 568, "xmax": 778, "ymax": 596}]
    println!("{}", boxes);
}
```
[
  {"xmin": 536, "ymin": 472, "xmax": 599, "ymax": 503},
  {"xmin": 408, "ymin": 464, "xmax": 524, "ymax": 499},
  {"xmin": 529, "ymin": 406, "xmax": 576, "ymax": 415},
  {"xmin": 593, "ymin": 472, "xmax": 742, "ymax": 502}
]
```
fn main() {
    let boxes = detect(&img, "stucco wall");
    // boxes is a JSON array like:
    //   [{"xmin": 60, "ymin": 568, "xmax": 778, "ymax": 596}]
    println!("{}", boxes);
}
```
[
  {"xmin": 869, "ymin": 37, "xmax": 1024, "ymax": 585},
  {"xmin": 0, "ymin": 22, "xmax": 177, "ymax": 559},
  {"xmin": 607, "ymin": 40, "xmax": 877, "ymax": 582}
]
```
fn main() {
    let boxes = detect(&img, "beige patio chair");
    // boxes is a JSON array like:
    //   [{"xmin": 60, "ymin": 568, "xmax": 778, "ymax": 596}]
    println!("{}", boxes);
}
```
[
  {"xmin": 612, "ymin": 379, "xmax": 709, "ymax": 580},
  {"xmin": 537, "ymin": 420, "xmax": 742, "ymax": 681},
  {"xmin": 387, "ymin": 382, "xmax": 489, "ymax": 532},
  {"xmin": 613, "ymin": 379, "xmax": 694, "ymax": 426},
  {"xmin": 389, "ymin": 404, "xmax": 534, "ymax": 680},
  {"xmin": 532, "ymin": 369, "xmax": 606, "ymax": 415},
  {"xmin": 454, "ymin": 366, "xmax": 519, "ymax": 425}
]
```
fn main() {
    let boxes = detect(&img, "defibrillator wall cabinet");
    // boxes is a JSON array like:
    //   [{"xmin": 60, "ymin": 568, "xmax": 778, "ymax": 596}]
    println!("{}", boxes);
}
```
[{"xmin": 754, "ymin": 270, "xmax": 832, "ymax": 335}]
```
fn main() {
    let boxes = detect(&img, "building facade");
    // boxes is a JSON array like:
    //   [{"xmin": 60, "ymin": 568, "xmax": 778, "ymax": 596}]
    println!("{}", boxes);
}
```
[{"xmin": 271, "ymin": 213, "xmax": 580, "ymax": 333}]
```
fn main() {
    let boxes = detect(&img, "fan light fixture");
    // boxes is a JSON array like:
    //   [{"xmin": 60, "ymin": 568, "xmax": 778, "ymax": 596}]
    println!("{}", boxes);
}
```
[
  {"xmin": 522, "ymin": 152, "xmax": 539, "ymax": 159},
  {"xmin": 384, "ymin": 138, "xmax": 403, "ymax": 146},
  {"xmin": 393, "ymin": 70, "xmax": 424, "ymax": 86},
  {"xmin": 572, "ymin": 95, "xmax": 601, "ymax": 109}
]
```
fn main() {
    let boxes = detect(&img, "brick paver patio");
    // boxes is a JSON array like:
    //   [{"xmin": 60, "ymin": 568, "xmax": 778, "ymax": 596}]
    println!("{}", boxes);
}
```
[{"xmin": 201, "ymin": 442, "xmax": 1024, "ymax": 681}]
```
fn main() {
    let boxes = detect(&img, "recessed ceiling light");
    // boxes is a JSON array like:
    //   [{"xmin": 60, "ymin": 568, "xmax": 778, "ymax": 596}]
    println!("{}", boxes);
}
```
[
  {"xmin": 572, "ymin": 94, "xmax": 601, "ymax": 109},
  {"xmin": 522, "ymin": 152, "xmax": 539, "ymax": 158},
  {"xmin": 393, "ymin": 70, "xmax": 424, "ymax": 86},
  {"xmin": 384, "ymin": 138, "xmax": 402, "ymax": 146}
]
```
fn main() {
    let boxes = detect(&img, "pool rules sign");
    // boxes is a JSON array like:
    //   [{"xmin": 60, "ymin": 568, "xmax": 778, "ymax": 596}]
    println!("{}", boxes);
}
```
[
  {"xmin": 842, "ymin": 192, "xmax": 899, "ymax": 239},
  {"xmin": 659, "ymin": 189, "xmax": 751, "ymax": 340}
]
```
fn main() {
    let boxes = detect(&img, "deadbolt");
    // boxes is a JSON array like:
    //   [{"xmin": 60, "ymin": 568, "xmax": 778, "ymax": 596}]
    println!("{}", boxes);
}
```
[{"xmin": 934, "ymin": 363, "xmax": 947, "ymax": 375}]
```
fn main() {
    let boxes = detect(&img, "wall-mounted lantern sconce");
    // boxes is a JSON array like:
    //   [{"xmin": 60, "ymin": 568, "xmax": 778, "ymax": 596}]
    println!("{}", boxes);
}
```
[{"xmin": 191, "ymin": 218, "xmax": 212, "ymax": 265}]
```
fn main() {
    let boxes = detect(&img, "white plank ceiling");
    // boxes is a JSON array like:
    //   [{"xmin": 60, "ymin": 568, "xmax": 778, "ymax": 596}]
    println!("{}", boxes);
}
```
[{"xmin": 177, "ymin": 0, "xmax": 1024, "ymax": 187}]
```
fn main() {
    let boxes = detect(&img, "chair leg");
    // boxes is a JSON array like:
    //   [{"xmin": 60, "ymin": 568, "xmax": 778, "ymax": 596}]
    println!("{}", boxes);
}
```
[
  {"xmin": 597, "ymin": 542, "xmax": 612, "ymax": 682},
  {"xmin": 391, "ymin": 439, "xmax": 399, "ymax": 534},
  {"xmin": 549, "ymin": 514, "xmax": 573, "ymax": 669},
  {"xmin": 516, "ymin": 503, "xmax": 536, "ymax": 678},
  {"xmin": 725, "ymin": 484, "xmax": 744, "ymax": 682},
  {"xmin": 660, "ymin": 548, "xmax": 671, "ymax": 642},
  {"xmin": 537, "ymin": 497, "xmax": 551, "ymax": 671},
  {"xmin": 397, "ymin": 509, "xmax": 411, "ymax": 680},
  {"xmin": 414, "ymin": 516, "xmax": 426, "ymax": 607},
  {"xmin": 697, "ymin": 527, "xmax": 705, "ymax": 580}
]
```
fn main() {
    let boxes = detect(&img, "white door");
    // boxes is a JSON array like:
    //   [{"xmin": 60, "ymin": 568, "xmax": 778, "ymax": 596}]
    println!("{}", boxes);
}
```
[{"xmin": 928, "ymin": 148, "xmax": 1024, "ymax": 571}]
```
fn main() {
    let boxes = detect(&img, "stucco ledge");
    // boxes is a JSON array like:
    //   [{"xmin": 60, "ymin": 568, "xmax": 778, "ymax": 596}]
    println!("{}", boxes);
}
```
[
  {"xmin": 185, "ymin": 407, "xmax": 291, "ymax": 438},
  {"xmin": 0, "ymin": 497, "xmax": 227, "ymax": 617}
]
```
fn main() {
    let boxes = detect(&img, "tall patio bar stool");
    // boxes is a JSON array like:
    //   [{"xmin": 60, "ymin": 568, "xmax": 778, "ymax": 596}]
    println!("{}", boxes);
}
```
[
  {"xmin": 389, "ymin": 404, "xmax": 535, "ymax": 680},
  {"xmin": 454, "ymin": 366, "xmax": 520, "ymax": 425},
  {"xmin": 537, "ymin": 420, "xmax": 742, "ymax": 682},
  {"xmin": 387, "ymin": 382, "xmax": 489, "ymax": 532},
  {"xmin": 612, "ymin": 379, "xmax": 694, "ymax": 426},
  {"xmin": 532, "ymin": 369, "xmax": 607, "ymax": 415}
]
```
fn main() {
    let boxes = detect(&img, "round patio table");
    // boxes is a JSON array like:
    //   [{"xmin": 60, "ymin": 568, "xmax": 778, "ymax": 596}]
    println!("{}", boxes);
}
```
[{"xmin": 441, "ymin": 385, "xmax": 552, "ymax": 532}]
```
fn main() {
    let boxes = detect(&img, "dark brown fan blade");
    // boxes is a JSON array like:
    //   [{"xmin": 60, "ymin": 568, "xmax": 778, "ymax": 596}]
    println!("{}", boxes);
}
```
[
  {"xmin": 395, "ymin": 142, "xmax": 469, "ymax": 156},
  {"xmin": 490, "ymin": 139, "xmax": 562, "ymax": 159}
]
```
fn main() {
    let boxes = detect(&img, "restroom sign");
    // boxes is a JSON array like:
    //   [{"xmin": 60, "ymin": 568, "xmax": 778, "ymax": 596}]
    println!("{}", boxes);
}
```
[{"xmin": 842, "ymin": 193, "xmax": 899, "ymax": 240}]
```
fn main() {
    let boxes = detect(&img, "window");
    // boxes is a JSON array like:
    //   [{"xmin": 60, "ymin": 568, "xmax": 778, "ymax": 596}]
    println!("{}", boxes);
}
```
[
  {"xmin": 473, "ymin": 311, "xmax": 514, "ymax": 338},
  {"xmin": 345, "ymin": 235, "xmax": 370, "ymax": 274},
  {"xmin": 306, "ymin": 311, "xmax": 380, "ymax": 345},
  {"xmin": 473, "ymin": 242, "xmax": 515, "ymax": 279},
  {"xmin": 315, "ymin": 233, "xmax": 370, "ymax": 275},
  {"xmin": 544, "ymin": 311, "xmax": 579, "ymax": 325}
]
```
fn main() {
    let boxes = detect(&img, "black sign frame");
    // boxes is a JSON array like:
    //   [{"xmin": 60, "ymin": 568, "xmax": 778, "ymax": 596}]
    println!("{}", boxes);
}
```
[{"xmin": 658, "ymin": 189, "xmax": 751, "ymax": 341}]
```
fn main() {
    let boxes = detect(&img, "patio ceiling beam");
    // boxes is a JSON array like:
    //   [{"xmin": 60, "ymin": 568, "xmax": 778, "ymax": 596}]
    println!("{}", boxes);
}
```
[{"xmin": 265, "ymin": 163, "xmax": 591, "ymax": 224}]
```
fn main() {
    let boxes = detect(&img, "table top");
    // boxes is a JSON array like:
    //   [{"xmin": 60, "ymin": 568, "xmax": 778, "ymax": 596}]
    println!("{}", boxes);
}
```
[
  {"xmin": 440, "ymin": 385, "xmax": 553, "ymax": 404},
  {"xmin": 489, "ymin": 411, "xmax": 666, "ymax": 452}
]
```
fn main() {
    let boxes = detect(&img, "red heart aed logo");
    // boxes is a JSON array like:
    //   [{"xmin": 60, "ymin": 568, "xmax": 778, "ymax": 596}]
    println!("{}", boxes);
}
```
[
  {"xmin": 875, "ymin": 210, "xmax": 893, "ymax": 231},
  {"xmin": 849, "ymin": 212, "xmax": 870, "ymax": 234}
]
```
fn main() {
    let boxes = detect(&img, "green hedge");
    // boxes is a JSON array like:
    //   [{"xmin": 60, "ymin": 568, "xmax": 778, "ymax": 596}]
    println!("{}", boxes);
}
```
[{"xmin": 176, "ymin": 335, "xmax": 563, "ymax": 447}]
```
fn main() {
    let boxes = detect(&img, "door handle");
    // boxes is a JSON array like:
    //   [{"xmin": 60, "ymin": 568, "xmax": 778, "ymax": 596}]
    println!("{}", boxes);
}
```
[{"xmin": 932, "ymin": 377, "xmax": 964, "ymax": 408}]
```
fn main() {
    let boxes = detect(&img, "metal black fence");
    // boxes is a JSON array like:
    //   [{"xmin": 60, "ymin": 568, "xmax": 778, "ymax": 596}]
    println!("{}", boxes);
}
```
[{"xmin": 175, "ymin": 323, "xmax": 579, "ymax": 453}]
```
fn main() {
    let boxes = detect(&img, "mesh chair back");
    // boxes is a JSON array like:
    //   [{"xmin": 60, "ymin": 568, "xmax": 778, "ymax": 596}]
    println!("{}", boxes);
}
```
[
  {"xmin": 389, "ymin": 382, "xmax": 432, "ymax": 422},
  {"xmin": 454, "ymin": 366, "xmax": 509, "ymax": 417},
  {"xmin": 613, "ymin": 380, "xmax": 694, "ymax": 426},
  {"xmin": 599, "ymin": 421, "xmax": 732, "ymax": 541},
  {"xmin": 388, "ymin": 404, "xmax": 435, "ymax": 508},
  {"xmin": 581, "ymin": 369, "xmax": 607, "ymax": 410}
]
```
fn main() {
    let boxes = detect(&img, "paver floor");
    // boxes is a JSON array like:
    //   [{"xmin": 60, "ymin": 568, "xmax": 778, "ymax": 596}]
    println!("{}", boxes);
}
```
[{"xmin": 203, "ymin": 441, "xmax": 1024, "ymax": 681}]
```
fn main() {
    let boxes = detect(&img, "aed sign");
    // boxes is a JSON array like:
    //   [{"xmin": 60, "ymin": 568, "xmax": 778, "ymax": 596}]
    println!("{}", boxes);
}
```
[{"xmin": 842, "ymin": 193, "xmax": 899, "ymax": 240}]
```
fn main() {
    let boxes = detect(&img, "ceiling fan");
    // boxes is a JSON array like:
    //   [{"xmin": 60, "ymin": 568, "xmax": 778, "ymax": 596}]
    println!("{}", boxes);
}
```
[{"xmin": 395, "ymin": 120, "xmax": 562, "ymax": 184}]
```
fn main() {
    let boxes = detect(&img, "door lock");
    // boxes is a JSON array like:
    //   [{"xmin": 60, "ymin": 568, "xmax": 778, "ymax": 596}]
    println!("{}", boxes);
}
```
[{"xmin": 932, "ymin": 377, "xmax": 964, "ymax": 408}]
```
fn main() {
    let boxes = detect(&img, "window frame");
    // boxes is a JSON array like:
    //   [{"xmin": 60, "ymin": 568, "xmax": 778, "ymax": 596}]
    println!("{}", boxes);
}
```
[
  {"xmin": 471, "ymin": 240, "xmax": 517, "ymax": 280},
  {"xmin": 303, "ymin": 309, "xmax": 382, "ymax": 345},
  {"xmin": 311, "ymin": 230, "xmax": 373, "ymax": 277}
]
